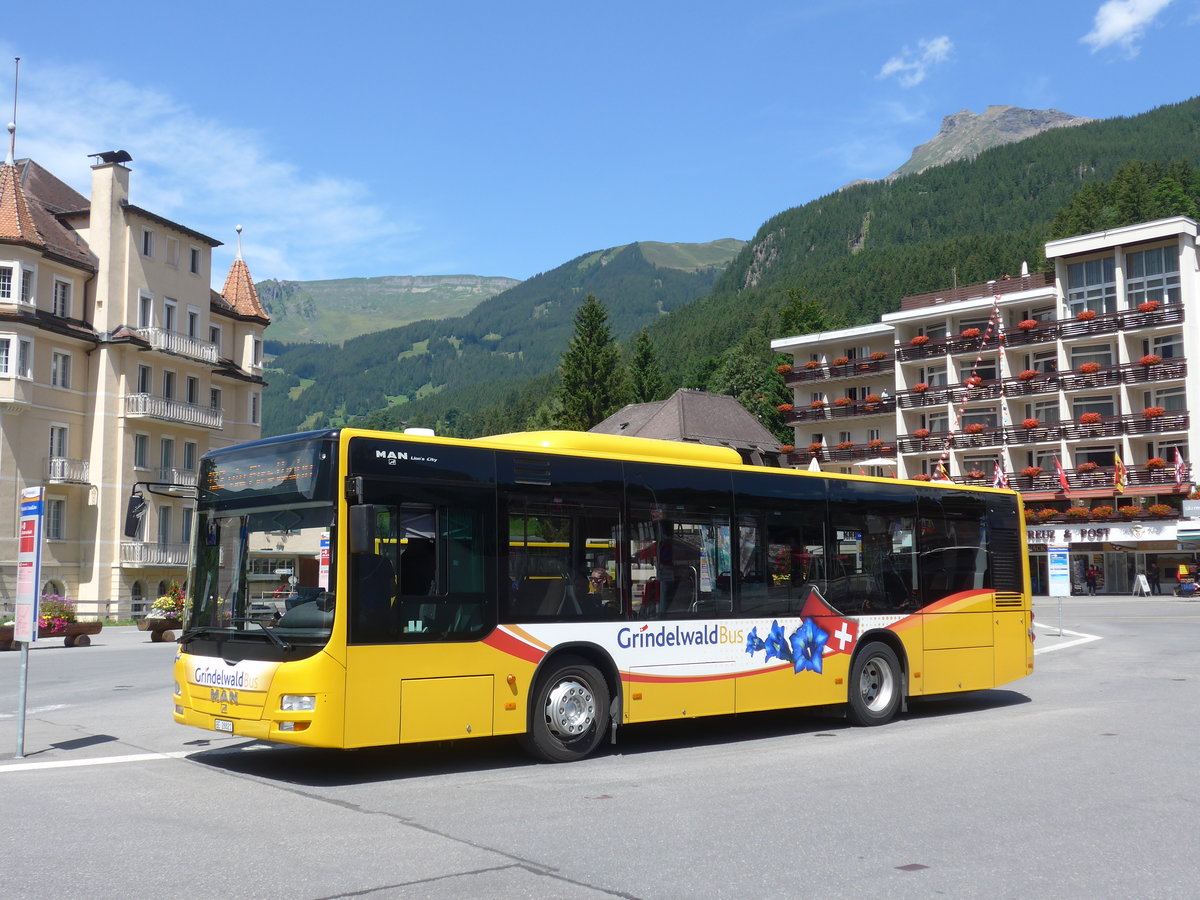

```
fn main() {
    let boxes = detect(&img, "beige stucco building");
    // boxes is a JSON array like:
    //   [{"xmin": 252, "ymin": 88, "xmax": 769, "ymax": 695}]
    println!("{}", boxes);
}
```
[{"xmin": 1, "ymin": 148, "xmax": 268, "ymax": 619}]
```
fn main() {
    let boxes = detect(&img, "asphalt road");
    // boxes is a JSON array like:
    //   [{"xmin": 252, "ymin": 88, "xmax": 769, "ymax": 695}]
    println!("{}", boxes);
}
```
[{"xmin": 1, "ymin": 597, "xmax": 1196, "ymax": 900}]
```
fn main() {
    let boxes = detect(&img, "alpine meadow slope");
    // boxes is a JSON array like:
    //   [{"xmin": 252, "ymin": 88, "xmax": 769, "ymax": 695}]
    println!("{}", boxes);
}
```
[{"xmin": 262, "ymin": 239, "xmax": 742, "ymax": 435}]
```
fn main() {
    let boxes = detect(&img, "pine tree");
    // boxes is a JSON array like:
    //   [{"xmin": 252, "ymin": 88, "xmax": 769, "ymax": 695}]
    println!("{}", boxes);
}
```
[
  {"xmin": 627, "ymin": 329, "xmax": 664, "ymax": 403},
  {"xmin": 555, "ymin": 295, "xmax": 627, "ymax": 430}
]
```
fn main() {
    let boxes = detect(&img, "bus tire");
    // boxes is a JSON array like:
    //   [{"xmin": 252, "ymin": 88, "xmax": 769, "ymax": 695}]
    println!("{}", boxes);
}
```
[
  {"xmin": 521, "ymin": 656, "xmax": 610, "ymax": 762},
  {"xmin": 847, "ymin": 642, "xmax": 901, "ymax": 726}
]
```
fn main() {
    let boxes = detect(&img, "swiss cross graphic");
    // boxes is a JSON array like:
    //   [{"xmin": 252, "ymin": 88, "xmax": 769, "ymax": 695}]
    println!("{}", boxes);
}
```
[
  {"xmin": 799, "ymin": 587, "xmax": 858, "ymax": 655},
  {"xmin": 832, "ymin": 622, "xmax": 854, "ymax": 651}
]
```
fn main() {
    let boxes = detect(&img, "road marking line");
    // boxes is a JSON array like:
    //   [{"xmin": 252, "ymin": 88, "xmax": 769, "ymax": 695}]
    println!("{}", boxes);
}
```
[
  {"xmin": 1033, "ymin": 623, "xmax": 1103, "ymax": 654},
  {"xmin": 0, "ymin": 704, "xmax": 70, "ymax": 719},
  {"xmin": 0, "ymin": 751, "xmax": 189, "ymax": 773}
]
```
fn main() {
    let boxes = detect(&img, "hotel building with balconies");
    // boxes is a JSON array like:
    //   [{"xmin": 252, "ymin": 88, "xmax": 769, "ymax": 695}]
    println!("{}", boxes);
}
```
[
  {"xmin": 1, "ymin": 149, "xmax": 268, "ymax": 619},
  {"xmin": 772, "ymin": 217, "xmax": 1196, "ymax": 596}
]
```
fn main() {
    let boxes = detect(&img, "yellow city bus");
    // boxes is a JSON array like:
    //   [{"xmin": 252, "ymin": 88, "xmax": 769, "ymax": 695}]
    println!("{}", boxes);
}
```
[{"xmin": 173, "ymin": 427, "xmax": 1034, "ymax": 761}]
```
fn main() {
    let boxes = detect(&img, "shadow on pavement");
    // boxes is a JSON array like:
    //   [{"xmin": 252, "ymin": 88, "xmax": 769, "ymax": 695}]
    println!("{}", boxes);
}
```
[{"xmin": 184, "ymin": 688, "xmax": 1029, "ymax": 787}]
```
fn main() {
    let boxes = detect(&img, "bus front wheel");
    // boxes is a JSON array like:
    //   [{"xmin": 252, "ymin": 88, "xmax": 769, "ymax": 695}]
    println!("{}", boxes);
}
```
[
  {"xmin": 521, "ymin": 656, "xmax": 610, "ymax": 762},
  {"xmin": 847, "ymin": 643, "xmax": 902, "ymax": 726}
]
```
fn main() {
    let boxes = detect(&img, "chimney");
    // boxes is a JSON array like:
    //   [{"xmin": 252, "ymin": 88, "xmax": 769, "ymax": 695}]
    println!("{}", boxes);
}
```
[{"xmin": 87, "ymin": 151, "xmax": 133, "ymax": 331}]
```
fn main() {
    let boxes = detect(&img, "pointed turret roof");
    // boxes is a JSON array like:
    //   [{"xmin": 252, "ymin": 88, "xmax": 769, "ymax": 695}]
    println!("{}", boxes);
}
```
[
  {"xmin": 0, "ymin": 160, "xmax": 45, "ymax": 249},
  {"xmin": 219, "ymin": 226, "xmax": 269, "ymax": 321}
]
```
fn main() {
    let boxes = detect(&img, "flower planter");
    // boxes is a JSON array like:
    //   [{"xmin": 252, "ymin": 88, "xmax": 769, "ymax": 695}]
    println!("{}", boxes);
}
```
[
  {"xmin": 138, "ymin": 617, "xmax": 183, "ymax": 642},
  {"xmin": 0, "ymin": 621, "xmax": 103, "ymax": 650}
]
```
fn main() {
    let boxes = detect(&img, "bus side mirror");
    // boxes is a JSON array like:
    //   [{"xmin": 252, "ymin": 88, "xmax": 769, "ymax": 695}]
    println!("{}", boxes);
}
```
[
  {"xmin": 123, "ymin": 493, "xmax": 147, "ymax": 538},
  {"xmin": 349, "ymin": 504, "xmax": 377, "ymax": 554}
]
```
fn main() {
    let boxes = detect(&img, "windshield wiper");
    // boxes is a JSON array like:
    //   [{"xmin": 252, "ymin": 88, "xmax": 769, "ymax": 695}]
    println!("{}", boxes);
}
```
[{"xmin": 232, "ymin": 617, "xmax": 293, "ymax": 651}]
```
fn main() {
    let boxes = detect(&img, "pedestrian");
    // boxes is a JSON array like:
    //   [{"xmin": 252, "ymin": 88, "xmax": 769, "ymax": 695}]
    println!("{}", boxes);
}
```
[
  {"xmin": 1148, "ymin": 560, "xmax": 1161, "ymax": 595},
  {"xmin": 1085, "ymin": 565, "xmax": 1098, "ymax": 596}
]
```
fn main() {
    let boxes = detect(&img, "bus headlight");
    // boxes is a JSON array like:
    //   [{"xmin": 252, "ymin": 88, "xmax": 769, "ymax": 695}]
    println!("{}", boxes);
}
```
[
  {"xmin": 280, "ymin": 694, "xmax": 316, "ymax": 712},
  {"xmin": 173, "ymin": 681, "xmax": 181, "ymax": 696}
]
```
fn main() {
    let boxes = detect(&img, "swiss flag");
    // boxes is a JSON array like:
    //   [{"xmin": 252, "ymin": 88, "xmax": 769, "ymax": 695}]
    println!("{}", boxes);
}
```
[
  {"xmin": 1054, "ymin": 456, "xmax": 1070, "ymax": 493},
  {"xmin": 800, "ymin": 587, "xmax": 859, "ymax": 656}
]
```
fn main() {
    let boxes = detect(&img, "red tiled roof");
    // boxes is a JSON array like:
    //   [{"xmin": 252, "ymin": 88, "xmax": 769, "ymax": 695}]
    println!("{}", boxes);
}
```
[
  {"xmin": 0, "ymin": 162, "xmax": 45, "ymax": 248},
  {"xmin": 6, "ymin": 160, "xmax": 96, "ymax": 270},
  {"xmin": 220, "ymin": 257, "xmax": 269, "ymax": 321}
]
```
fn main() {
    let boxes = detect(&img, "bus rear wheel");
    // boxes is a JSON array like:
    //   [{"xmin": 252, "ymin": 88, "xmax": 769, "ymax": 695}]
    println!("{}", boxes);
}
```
[
  {"xmin": 847, "ymin": 643, "xmax": 901, "ymax": 726},
  {"xmin": 521, "ymin": 656, "xmax": 610, "ymax": 762}
]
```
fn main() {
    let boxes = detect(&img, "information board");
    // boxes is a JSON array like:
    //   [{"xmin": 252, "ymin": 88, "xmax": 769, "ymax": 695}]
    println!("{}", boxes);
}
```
[
  {"xmin": 15, "ymin": 487, "xmax": 45, "ymax": 643},
  {"xmin": 1047, "ymin": 545, "xmax": 1072, "ymax": 597}
]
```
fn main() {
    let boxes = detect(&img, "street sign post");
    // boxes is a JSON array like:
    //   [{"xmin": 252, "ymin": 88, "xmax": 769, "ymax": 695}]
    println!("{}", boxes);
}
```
[{"xmin": 14, "ymin": 486, "xmax": 45, "ymax": 758}]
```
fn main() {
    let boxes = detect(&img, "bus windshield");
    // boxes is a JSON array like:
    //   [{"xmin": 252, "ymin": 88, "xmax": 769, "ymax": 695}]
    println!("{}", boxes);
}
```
[
  {"xmin": 185, "ymin": 503, "xmax": 335, "ymax": 651},
  {"xmin": 183, "ymin": 432, "xmax": 340, "ymax": 657}
]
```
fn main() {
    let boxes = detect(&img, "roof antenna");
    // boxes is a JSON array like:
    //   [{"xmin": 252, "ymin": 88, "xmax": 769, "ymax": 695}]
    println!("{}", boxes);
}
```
[
  {"xmin": 235, "ymin": 223, "xmax": 243, "ymax": 261},
  {"xmin": 5, "ymin": 57, "xmax": 18, "ymax": 167}
]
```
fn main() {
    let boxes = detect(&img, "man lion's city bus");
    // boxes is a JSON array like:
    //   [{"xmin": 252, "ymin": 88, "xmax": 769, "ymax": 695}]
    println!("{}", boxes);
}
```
[{"xmin": 173, "ymin": 428, "xmax": 1034, "ymax": 762}]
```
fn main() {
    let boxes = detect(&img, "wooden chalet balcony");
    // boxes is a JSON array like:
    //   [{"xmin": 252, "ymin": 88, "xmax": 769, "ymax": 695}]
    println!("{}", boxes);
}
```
[
  {"xmin": 785, "ymin": 356, "xmax": 895, "ymax": 384},
  {"xmin": 124, "ymin": 393, "xmax": 223, "ymax": 429}
]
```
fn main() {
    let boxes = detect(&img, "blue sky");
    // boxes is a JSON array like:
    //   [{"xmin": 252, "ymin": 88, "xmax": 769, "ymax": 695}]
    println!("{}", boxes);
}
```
[{"xmin": 2, "ymin": 1, "xmax": 1195, "ymax": 285}]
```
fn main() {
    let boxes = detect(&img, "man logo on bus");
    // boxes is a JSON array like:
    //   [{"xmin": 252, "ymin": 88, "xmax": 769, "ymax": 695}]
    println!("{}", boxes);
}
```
[{"xmin": 375, "ymin": 450, "xmax": 409, "ymax": 463}]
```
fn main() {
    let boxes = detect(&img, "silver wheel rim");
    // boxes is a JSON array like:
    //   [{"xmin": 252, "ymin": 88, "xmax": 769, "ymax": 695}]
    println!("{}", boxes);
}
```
[
  {"xmin": 544, "ymin": 678, "xmax": 596, "ymax": 739},
  {"xmin": 859, "ymin": 658, "xmax": 895, "ymax": 712}
]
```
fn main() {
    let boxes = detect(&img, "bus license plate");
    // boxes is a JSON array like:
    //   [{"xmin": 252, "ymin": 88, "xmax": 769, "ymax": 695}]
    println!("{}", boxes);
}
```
[{"xmin": 214, "ymin": 719, "xmax": 233, "ymax": 733}]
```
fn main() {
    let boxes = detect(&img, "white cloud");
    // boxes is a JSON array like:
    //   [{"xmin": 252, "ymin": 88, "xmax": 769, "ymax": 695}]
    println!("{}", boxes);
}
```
[
  {"xmin": 2, "ymin": 57, "xmax": 418, "ymax": 283},
  {"xmin": 877, "ymin": 35, "xmax": 953, "ymax": 88},
  {"xmin": 1081, "ymin": 0, "xmax": 1174, "ymax": 55}
]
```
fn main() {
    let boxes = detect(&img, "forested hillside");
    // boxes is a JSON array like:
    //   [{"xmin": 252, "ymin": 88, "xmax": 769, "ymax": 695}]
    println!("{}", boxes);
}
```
[
  {"xmin": 647, "ymin": 96, "xmax": 1200, "ymax": 386},
  {"xmin": 263, "ymin": 240, "xmax": 739, "ymax": 434},
  {"xmin": 265, "ymin": 96, "xmax": 1200, "ymax": 439}
]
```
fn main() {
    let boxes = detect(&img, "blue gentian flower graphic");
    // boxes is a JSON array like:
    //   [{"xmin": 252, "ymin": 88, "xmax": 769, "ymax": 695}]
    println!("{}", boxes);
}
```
[
  {"xmin": 745, "ymin": 627, "xmax": 764, "ymax": 655},
  {"xmin": 789, "ymin": 617, "xmax": 830, "ymax": 674},
  {"xmin": 763, "ymin": 620, "xmax": 793, "ymax": 664}
]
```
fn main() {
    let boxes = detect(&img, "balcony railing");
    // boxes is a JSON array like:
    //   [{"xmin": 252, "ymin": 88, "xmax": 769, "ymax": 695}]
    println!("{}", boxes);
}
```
[
  {"xmin": 784, "ymin": 357, "xmax": 895, "ymax": 384},
  {"xmin": 956, "ymin": 464, "xmax": 1190, "ymax": 493},
  {"xmin": 46, "ymin": 457, "xmax": 91, "ymax": 484},
  {"xmin": 124, "ymin": 393, "xmax": 223, "ymax": 429},
  {"xmin": 896, "ymin": 411, "xmax": 1189, "ymax": 452},
  {"xmin": 892, "ymin": 360, "xmax": 1187, "ymax": 411},
  {"xmin": 787, "ymin": 446, "xmax": 898, "ymax": 466},
  {"xmin": 784, "ymin": 398, "xmax": 897, "ymax": 423},
  {"xmin": 135, "ymin": 327, "xmax": 219, "ymax": 364},
  {"xmin": 121, "ymin": 541, "xmax": 190, "ymax": 567},
  {"xmin": 894, "ymin": 305, "xmax": 1185, "ymax": 362},
  {"xmin": 157, "ymin": 467, "xmax": 198, "ymax": 487}
]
